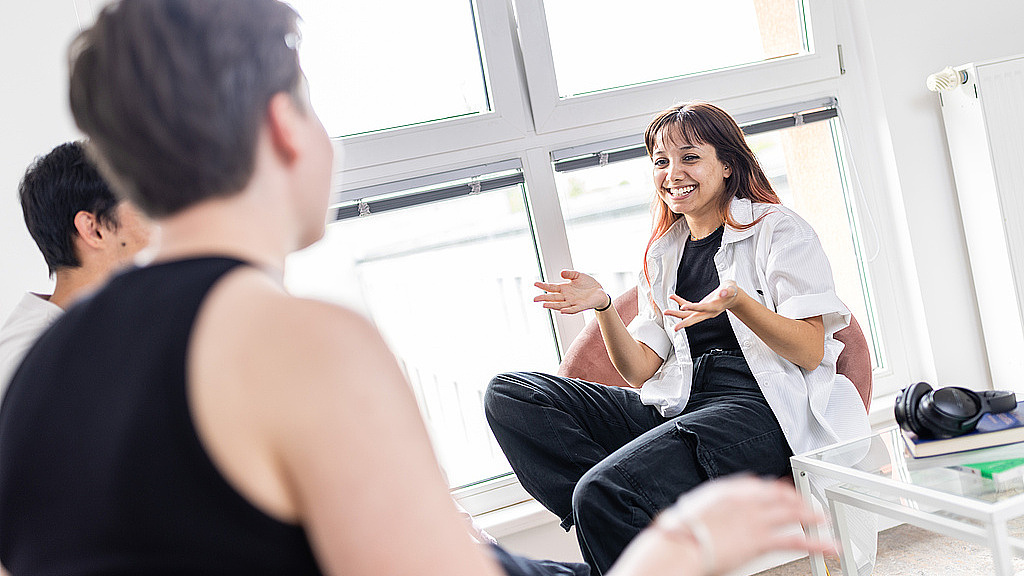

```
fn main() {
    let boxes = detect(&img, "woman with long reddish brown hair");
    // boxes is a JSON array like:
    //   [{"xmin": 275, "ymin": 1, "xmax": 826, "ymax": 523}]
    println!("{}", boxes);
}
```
[{"xmin": 486, "ymin": 101, "xmax": 869, "ymax": 575}]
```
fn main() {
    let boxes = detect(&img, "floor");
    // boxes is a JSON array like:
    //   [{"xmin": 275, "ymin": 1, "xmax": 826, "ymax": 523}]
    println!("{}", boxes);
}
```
[{"xmin": 754, "ymin": 522, "xmax": 1024, "ymax": 575}]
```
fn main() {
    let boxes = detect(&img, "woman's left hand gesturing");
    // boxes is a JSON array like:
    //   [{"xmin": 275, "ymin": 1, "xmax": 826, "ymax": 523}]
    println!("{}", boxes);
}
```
[{"xmin": 665, "ymin": 281, "xmax": 740, "ymax": 331}]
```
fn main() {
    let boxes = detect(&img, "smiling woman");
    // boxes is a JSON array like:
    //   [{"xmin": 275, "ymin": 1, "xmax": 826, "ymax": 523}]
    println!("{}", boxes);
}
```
[
  {"xmin": 553, "ymin": 104, "xmax": 883, "ymax": 378},
  {"xmin": 484, "ymin": 101, "xmax": 870, "ymax": 574}
]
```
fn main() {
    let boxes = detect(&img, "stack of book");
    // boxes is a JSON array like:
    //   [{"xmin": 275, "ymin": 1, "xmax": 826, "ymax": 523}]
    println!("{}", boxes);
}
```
[{"xmin": 900, "ymin": 400, "xmax": 1024, "ymax": 458}]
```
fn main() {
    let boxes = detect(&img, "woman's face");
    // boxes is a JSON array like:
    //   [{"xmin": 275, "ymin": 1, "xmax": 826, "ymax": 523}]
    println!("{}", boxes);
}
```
[{"xmin": 651, "ymin": 126, "xmax": 731, "ymax": 224}]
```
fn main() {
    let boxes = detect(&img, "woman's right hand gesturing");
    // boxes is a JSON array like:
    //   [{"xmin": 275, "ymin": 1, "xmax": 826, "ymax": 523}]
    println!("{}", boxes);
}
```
[
  {"xmin": 534, "ymin": 269, "xmax": 610, "ymax": 315},
  {"xmin": 537, "ymin": 269, "xmax": 663, "ymax": 385}
]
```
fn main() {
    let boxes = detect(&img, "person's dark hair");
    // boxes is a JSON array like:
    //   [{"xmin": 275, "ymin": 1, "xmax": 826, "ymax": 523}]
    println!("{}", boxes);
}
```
[
  {"xmin": 18, "ymin": 141, "xmax": 121, "ymax": 276},
  {"xmin": 68, "ymin": 0, "xmax": 303, "ymax": 218}
]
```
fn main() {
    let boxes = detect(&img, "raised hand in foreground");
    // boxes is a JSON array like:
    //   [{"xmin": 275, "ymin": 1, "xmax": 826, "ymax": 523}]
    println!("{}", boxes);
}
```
[{"xmin": 609, "ymin": 475, "xmax": 835, "ymax": 576}]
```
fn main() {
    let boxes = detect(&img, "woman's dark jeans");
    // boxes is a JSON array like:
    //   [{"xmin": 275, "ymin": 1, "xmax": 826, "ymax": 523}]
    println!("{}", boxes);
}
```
[
  {"xmin": 484, "ymin": 350, "xmax": 791, "ymax": 575},
  {"xmin": 490, "ymin": 544, "xmax": 590, "ymax": 576}
]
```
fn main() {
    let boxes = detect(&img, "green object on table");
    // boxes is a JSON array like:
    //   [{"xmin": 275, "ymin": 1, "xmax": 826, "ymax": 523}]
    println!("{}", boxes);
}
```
[{"xmin": 958, "ymin": 457, "xmax": 1024, "ymax": 479}]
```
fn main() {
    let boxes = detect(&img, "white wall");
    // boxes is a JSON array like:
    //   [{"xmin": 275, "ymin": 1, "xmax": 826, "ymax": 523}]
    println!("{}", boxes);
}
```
[
  {"xmin": 847, "ymin": 0, "xmax": 1024, "ymax": 392},
  {"xmin": 0, "ymin": 0, "xmax": 86, "ymax": 319}
]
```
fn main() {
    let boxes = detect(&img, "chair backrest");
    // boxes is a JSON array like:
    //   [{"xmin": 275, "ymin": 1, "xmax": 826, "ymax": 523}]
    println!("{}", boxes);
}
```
[
  {"xmin": 556, "ymin": 286, "xmax": 873, "ymax": 412},
  {"xmin": 556, "ymin": 289, "xmax": 635, "ymax": 389},
  {"xmin": 835, "ymin": 314, "xmax": 872, "ymax": 412}
]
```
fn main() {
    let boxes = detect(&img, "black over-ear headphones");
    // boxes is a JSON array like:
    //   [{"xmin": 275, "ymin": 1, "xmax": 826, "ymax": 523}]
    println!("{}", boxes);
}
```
[{"xmin": 895, "ymin": 382, "xmax": 1017, "ymax": 439}]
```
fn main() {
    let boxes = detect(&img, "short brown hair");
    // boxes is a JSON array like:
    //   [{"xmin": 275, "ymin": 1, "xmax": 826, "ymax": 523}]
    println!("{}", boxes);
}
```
[{"xmin": 69, "ymin": 0, "xmax": 303, "ymax": 218}]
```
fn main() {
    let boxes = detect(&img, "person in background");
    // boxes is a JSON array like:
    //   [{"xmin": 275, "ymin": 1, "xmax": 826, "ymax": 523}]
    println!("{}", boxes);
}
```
[
  {"xmin": 0, "ymin": 2, "xmax": 833, "ymax": 575},
  {"xmin": 486, "ymin": 101, "xmax": 870, "ymax": 574},
  {"xmin": 0, "ymin": 141, "xmax": 152, "ymax": 392}
]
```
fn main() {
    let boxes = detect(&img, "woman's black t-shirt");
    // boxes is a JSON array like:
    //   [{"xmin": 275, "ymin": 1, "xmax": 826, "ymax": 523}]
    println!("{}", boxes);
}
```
[{"xmin": 675, "ymin": 226, "xmax": 743, "ymax": 358}]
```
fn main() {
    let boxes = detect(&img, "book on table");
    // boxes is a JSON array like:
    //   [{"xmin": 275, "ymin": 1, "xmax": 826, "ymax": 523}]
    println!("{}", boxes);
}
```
[
  {"xmin": 950, "ymin": 457, "xmax": 1024, "ymax": 489},
  {"xmin": 901, "ymin": 400, "xmax": 1024, "ymax": 458}
]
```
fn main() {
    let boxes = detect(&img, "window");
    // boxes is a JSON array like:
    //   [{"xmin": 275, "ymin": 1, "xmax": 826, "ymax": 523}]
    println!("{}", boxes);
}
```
[
  {"xmin": 288, "ymin": 0, "xmax": 491, "ymax": 137},
  {"xmin": 749, "ymin": 119, "xmax": 883, "ymax": 369},
  {"xmin": 286, "ymin": 167, "xmax": 558, "ymax": 488},
  {"xmin": 553, "ymin": 157, "xmax": 651, "ymax": 307},
  {"xmin": 543, "ymin": 0, "xmax": 808, "ymax": 98},
  {"xmin": 514, "ymin": 0, "xmax": 838, "ymax": 133},
  {"xmin": 282, "ymin": 0, "xmax": 911, "ymax": 502}
]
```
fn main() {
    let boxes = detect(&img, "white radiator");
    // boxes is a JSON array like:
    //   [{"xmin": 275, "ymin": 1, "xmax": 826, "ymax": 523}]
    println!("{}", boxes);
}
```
[{"xmin": 935, "ymin": 54, "xmax": 1024, "ymax": 392}]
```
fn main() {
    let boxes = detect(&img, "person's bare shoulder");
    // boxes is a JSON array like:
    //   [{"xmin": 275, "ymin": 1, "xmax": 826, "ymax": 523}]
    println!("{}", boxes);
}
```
[
  {"xmin": 186, "ymin": 267, "xmax": 411, "ymax": 517},
  {"xmin": 189, "ymin": 267, "xmax": 502, "ymax": 576},
  {"xmin": 197, "ymin": 267, "xmax": 398, "ymax": 394}
]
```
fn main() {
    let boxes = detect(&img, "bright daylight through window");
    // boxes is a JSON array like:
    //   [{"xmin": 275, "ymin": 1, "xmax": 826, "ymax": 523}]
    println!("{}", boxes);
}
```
[
  {"xmin": 287, "ymin": 0, "xmax": 490, "ymax": 136},
  {"xmin": 543, "ymin": 0, "xmax": 807, "ymax": 97},
  {"xmin": 287, "ymin": 175, "xmax": 558, "ymax": 488}
]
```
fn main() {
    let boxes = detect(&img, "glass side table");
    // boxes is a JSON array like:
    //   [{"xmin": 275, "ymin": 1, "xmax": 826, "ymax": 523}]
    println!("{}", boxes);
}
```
[{"xmin": 791, "ymin": 426, "xmax": 1024, "ymax": 576}]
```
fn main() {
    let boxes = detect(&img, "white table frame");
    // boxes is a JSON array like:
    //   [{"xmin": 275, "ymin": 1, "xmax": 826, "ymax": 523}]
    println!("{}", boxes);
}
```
[{"xmin": 791, "ymin": 427, "xmax": 1024, "ymax": 576}]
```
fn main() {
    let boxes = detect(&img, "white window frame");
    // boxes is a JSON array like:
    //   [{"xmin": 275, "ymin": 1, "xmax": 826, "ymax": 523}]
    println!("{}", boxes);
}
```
[
  {"xmin": 335, "ymin": 0, "xmax": 909, "ymax": 410},
  {"xmin": 335, "ymin": 0, "xmax": 528, "ymax": 174},
  {"xmin": 513, "ymin": 0, "xmax": 840, "ymax": 133}
]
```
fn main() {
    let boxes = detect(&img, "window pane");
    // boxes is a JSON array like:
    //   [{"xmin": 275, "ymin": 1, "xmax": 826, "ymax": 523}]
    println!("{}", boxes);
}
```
[
  {"xmin": 747, "ymin": 120, "xmax": 883, "ymax": 369},
  {"xmin": 288, "ymin": 0, "xmax": 490, "ymax": 137},
  {"xmin": 285, "ymin": 181, "xmax": 558, "ymax": 488},
  {"xmin": 554, "ymin": 118, "xmax": 883, "ymax": 370},
  {"xmin": 543, "ymin": 0, "xmax": 807, "ymax": 97},
  {"xmin": 554, "ymin": 161, "xmax": 654, "ymax": 326}
]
